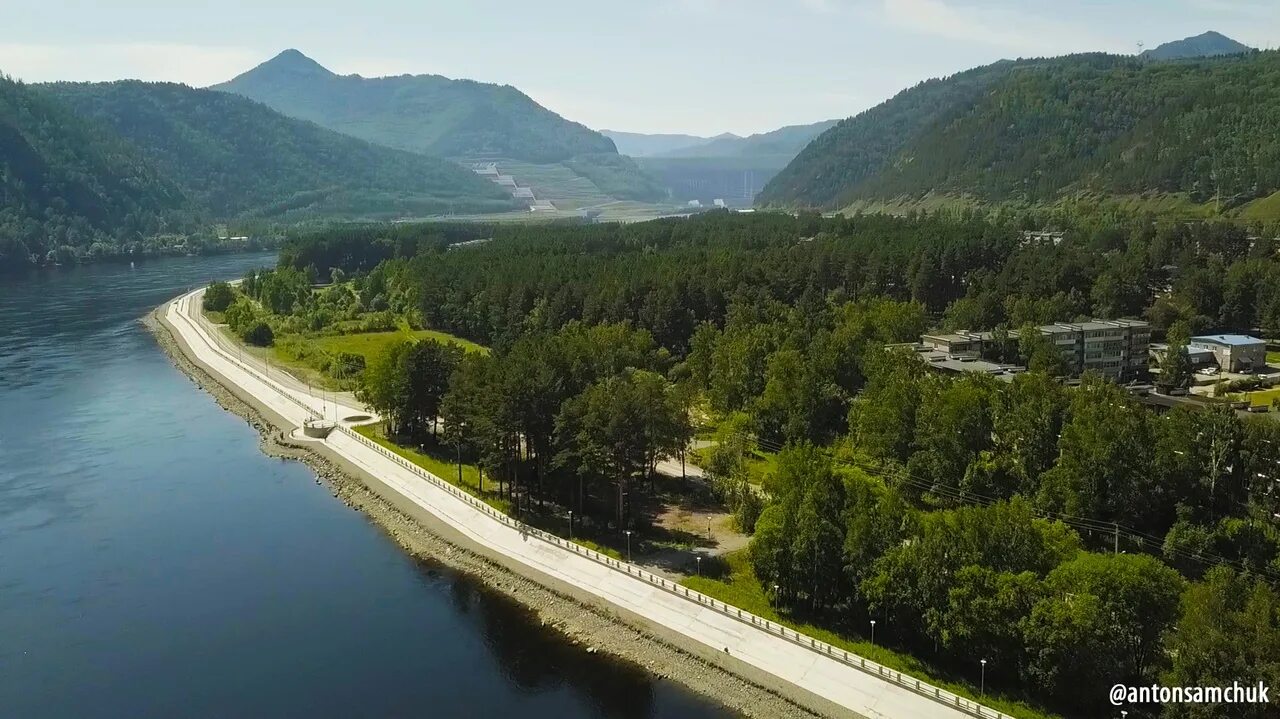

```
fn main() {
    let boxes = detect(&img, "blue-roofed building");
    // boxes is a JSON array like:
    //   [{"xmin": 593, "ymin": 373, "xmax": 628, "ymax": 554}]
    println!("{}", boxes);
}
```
[{"xmin": 1190, "ymin": 334, "xmax": 1266, "ymax": 372}]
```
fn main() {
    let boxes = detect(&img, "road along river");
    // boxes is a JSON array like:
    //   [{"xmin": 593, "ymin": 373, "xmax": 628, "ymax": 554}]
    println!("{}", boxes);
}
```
[
  {"xmin": 0, "ymin": 255, "xmax": 734, "ymax": 719},
  {"xmin": 161, "ymin": 283, "xmax": 1007, "ymax": 719}
]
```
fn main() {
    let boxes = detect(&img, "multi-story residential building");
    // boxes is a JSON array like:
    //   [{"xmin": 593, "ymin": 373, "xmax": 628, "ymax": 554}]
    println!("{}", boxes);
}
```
[
  {"xmin": 915, "ymin": 319, "xmax": 1151, "ymax": 381},
  {"xmin": 1044, "ymin": 319, "xmax": 1151, "ymax": 380}
]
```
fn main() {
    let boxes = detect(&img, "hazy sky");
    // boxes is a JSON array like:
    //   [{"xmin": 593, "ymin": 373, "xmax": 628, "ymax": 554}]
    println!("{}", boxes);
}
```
[{"xmin": 2, "ymin": 0, "xmax": 1278, "ymax": 136}]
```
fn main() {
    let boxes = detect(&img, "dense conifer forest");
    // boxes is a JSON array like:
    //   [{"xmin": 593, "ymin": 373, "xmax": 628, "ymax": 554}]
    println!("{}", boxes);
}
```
[{"xmin": 245, "ymin": 212, "xmax": 1280, "ymax": 717}]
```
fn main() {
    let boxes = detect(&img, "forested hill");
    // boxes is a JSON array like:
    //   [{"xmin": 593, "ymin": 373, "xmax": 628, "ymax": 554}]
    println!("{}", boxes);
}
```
[
  {"xmin": 0, "ymin": 75, "xmax": 187, "ymax": 267},
  {"xmin": 759, "ymin": 50, "xmax": 1280, "ymax": 216},
  {"xmin": 756, "ymin": 60, "xmax": 1023, "ymax": 208},
  {"xmin": 44, "ymin": 81, "xmax": 514, "ymax": 220},
  {"xmin": 1141, "ymin": 30, "xmax": 1253, "ymax": 61},
  {"xmin": 213, "ymin": 49, "xmax": 617, "ymax": 163}
]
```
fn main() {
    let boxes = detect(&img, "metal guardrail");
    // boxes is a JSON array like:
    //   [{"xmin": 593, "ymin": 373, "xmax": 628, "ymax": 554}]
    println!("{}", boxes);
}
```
[
  {"xmin": 180, "ymin": 288, "xmax": 1011, "ymax": 719},
  {"xmin": 334, "ymin": 424, "xmax": 1011, "ymax": 719}
]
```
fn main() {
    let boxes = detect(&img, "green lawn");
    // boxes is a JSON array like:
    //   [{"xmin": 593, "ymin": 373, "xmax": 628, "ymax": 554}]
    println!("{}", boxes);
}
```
[
  {"xmin": 354, "ymin": 422, "xmax": 511, "ymax": 512},
  {"xmin": 310, "ymin": 328, "xmax": 488, "ymax": 359},
  {"xmin": 682, "ymin": 552, "xmax": 1061, "ymax": 719},
  {"xmin": 1239, "ymin": 190, "xmax": 1280, "ymax": 221},
  {"xmin": 259, "ymin": 327, "xmax": 487, "ymax": 390},
  {"xmin": 354, "ymin": 422, "xmax": 632, "ymax": 559}
]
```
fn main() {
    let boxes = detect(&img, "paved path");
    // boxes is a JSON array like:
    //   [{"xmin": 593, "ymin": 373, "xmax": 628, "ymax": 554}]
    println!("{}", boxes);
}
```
[{"xmin": 164, "ymin": 288, "xmax": 1006, "ymax": 719}]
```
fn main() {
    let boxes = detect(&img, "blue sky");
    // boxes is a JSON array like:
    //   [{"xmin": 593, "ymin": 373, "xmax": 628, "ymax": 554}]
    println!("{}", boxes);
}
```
[{"xmin": 2, "ymin": 0, "xmax": 1277, "ymax": 135}]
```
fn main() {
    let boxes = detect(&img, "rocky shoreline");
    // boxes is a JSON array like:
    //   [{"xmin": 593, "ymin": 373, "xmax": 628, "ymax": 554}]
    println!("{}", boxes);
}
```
[{"xmin": 144, "ymin": 306, "xmax": 826, "ymax": 719}]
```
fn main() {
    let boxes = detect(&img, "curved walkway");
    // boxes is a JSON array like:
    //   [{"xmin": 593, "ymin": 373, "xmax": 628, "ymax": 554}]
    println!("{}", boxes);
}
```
[{"xmin": 163, "ymin": 288, "xmax": 1009, "ymax": 719}]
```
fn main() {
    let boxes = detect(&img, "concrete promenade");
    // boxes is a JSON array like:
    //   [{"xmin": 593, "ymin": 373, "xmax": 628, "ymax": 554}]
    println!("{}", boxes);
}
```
[{"xmin": 164, "ymin": 288, "xmax": 1009, "ymax": 719}]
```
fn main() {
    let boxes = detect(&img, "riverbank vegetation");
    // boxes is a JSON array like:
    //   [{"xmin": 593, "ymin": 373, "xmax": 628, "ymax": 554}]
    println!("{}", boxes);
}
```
[{"xmin": 221, "ymin": 211, "xmax": 1280, "ymax": 718}]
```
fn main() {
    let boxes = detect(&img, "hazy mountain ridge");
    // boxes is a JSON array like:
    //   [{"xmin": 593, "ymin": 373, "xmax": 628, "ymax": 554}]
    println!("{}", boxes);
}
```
[
  {"xmin": 607, "ymin": 121, "xmax": 837, "ymax": 160},
  {"xmin": 0, "ymin": 74, "xmax": 517, "ymax": 269},
  {"xmin": 654, "ymin": 120, "xmax": 838, "ymax": 159},
  {"xmin": 603, "ymin": 130, "xmax": 728, "ymax": 158},
  {"xmin": 1141, "ymin": 30, "xmax": 1254, "ymax": 61},
  {"xmin": 45, "ymin": 80, "xmax": 514, "ymax": 219},
  {"xmin": 213, "ymin": 50, "xmax": 617, "ymax": 163}
]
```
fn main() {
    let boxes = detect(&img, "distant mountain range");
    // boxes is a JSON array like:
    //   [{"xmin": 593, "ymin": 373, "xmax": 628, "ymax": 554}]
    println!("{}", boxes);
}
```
[
  {"xmin": 45, "ymin": 81, "xmax": 513, "ymax": 219},
  {"xmin": 1141, "ymin": 30, "xmax": 1254, "ymax": 61},
  {"xmin": 0, "ymin": 74, "xmax": 514, "ymax": 268},
  {"xmin": 604, "ymin": 120, "xmax": 838, "ymax": 206},
  {"xmin": 760, "ymin": 33, "xmax": 1280, "ymax": 219},
  {"xmin": 211, "ymin": 50, "xmax": 672, "ymax": 204},
  {"xmin": 605, "ymin": 121, "xmax": 837, "ymax": 160},
  {"xmin": 603, "ymin": 130, "xmax": 730, "ymax": 158},
  {"xmin": 214, "ymin": 50, "xmax": 616, "ymax": 164}
]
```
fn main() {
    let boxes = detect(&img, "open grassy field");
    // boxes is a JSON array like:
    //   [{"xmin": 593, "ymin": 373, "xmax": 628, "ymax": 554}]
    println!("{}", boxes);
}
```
[
  {"xmin": 358, "ymin": 419, "xmax": 486, "ymax": 491},
  {"xmin": 309, "ymin": 328, "xmax": 487, "ymax": 358},
  {"xmin": 1238, "ymin": 190, "xmax": 1280, "ymax": 221},
  {"xmin": 682, "ymin": 552, "xmax": 1061, "ymax": 719}
]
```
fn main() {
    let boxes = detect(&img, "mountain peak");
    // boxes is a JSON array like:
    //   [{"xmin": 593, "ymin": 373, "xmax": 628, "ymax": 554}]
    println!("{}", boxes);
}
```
[
  {"xmin": 1141, "ymin": 31, "xmax": 1254, "ymax": 61},
  {"xmin": 229, "ymin": 49, "xmax": 334, "ymax": 83}
]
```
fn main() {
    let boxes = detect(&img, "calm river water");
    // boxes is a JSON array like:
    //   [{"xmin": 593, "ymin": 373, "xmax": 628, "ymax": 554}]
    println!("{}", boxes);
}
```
[{"xmin": 0, "ymin": 254, "xmax": 732, "ymax": 718}]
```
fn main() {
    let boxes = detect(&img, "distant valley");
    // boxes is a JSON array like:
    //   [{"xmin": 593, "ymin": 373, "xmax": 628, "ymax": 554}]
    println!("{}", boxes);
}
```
[{"xmin": 605, "ymin": 120, "xmax": 837, "ymax": 207}]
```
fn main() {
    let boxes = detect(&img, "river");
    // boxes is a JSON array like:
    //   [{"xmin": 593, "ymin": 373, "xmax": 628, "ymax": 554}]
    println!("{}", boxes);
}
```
[{"xmin": 0, "ymin": 254, "xmax": 733, "ymax": 718}]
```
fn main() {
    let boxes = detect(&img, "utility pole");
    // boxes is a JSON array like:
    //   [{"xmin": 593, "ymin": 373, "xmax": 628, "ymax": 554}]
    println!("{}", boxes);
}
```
[{"xmin": 1114, "ymin": 522, "xmax": 1120, "ymax": 555}]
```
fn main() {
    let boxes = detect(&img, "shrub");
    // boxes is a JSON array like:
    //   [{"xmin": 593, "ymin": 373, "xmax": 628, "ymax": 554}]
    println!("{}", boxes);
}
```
[
  {"xmin": 330, "ymin": 352, "xmax": 366, "ymax": 379},
  {"xmin": 241, "ymin": 320, "xmax": 274, "ymax": 347},
  {"xmin": 202, "ymin": 281, "xmax": 237, "ymax": 312}
]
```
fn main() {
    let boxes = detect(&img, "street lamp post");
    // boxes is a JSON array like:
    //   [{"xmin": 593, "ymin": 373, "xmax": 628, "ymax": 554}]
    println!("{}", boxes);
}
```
[
  {"xmin": 980, "ymin": 659, "xmax": 988, "ymax": 696},
  {"xmin": 772, "ymin": 583, "xmax": 780, "ymax": 606},
  {"xmin": 455, "ymin": 421, "xmax": 466, "ymax": 488},
  {"xmin": 695, "ymin": 555, "xmax": 702, "ymax": 577},
  {"xmin": 870, "ymin": 620, "xmax": 876, "ymax": 646},
  {"xmin": 625, "ymin": 530, "xmax": 632, "ymax": 562}
]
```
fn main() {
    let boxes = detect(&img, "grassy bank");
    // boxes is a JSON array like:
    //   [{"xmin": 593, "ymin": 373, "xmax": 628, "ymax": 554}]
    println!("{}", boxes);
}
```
[
  {"xmin": 309, "ymin": 328, "xmax": 487, "ymax": 358},
  {"xmin": 681, "ymin": 552, "xmax": 1061, "ymax": 719},
  {"xmin": 352, "ymin": 422, "xmax": 625, "ymax": 560}
]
